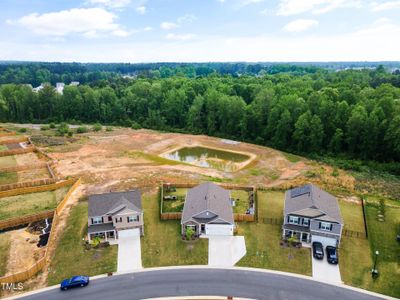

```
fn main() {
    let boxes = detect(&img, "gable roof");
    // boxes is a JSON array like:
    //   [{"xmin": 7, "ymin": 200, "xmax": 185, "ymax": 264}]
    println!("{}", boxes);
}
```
[
  {"xmin": 181, "ymin": 182, "xmax": 234, "ymax": 224},
  {"xmin": 284, "ymin": 184, "xmax": 343, "ymax": 224},
  {"xmin": 88, "ymin": 190, "xmax": 142, "ymax": 217}
]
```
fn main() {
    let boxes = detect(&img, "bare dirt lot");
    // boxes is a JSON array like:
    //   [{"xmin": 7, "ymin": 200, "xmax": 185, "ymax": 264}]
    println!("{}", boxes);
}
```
[{"xmin": 41, "ymin": 128, "xmax": 355, "ymax": 193}]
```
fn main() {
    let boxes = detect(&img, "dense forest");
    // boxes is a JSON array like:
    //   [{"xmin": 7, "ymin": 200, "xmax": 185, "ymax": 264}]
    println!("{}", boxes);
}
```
[{"xmin": 0, "ymin": 63, "xmax": 400, "ymax": 168}]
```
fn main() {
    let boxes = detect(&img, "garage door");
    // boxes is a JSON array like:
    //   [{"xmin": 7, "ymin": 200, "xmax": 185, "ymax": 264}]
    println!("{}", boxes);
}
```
[
  {"xmin": 118, "ymin": 228, "xmax": 140, "ymax": 238},
  {"xmin": 205, "ymin": 224, "xmax": 233, "ymax": 236},
  {"xmin": 311, "ymin": 235, "xmax": 337, "ymax": 247}
]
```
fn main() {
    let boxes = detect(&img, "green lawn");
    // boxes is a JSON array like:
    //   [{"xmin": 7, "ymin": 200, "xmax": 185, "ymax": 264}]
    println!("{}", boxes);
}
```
[
  {"xmin": 339, "ymin": 200, "xmax": 366, "ymax": 232},
  {"xmin": 0, "ymin": 233, "xmax": 11, "ymax": 276},
  {"xmin": 0, "ymin": 186, "xmax": 70, "ymax": 220},
  {"xmin": 0, "ymin": 156, "xmax": 17, "ymax": 168},
  {"xmin": 0, "ymin": 172, "xmax": 18, "ymax": 185},
  {"xmin": 0, "ymin": 145, "xmax": 8, "ymax": 151},
  {"xmin": 162, "ymin": 188, "xmax": 187, "ymax": 212},
  {"xmin": 47, "ymin": 201, "xmax": 117, "ymax": 285},
  {"xmin": 230, "ymin": 190, "xmax": 250, "ymax": 214},
  {"xmin": 141, "ymin": 191, "xmax": 208, "ymax": 267},
  {"xmin": 237, "ymin": 190, "xmax": 312, "ymax": 276}
]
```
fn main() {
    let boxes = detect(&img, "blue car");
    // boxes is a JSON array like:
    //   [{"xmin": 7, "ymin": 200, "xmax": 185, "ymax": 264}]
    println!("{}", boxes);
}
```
[{"xmin": 60, "ymin": 276, "xmax": 90, "ymax": 290}]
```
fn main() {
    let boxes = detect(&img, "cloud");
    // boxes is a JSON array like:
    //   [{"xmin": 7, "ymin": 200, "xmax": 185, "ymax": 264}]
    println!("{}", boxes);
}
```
[
  {"xmin": 277, "ymin": 0, "xmax": 362, "ymax": 16},
  {"xmin": 165, "ymin": 33, "xmax": 196, "ymax": 41},
  {"xmin": 160, "ymin": 22, "xmax": 179, "ymax": 30},
  {"xmin": 11, "ymin": 8, "xmax": 129, "ymax": 38},
  {"xmin": 86, "ymin": 0, "xmax": 131, "ymax": 9},
  {"xmin": 177, "ymin": 14, "xmax": 196, "ymax": 23},
  {"xmin": 370, "ymin": 1, "xmax": 400, "ymax": 12},
  {"xmin": 283, "ymin": 19, "xmax": 319, "ymax": 32},
  {"xmin": 136, "ymin": 5, "xmax": 146, "ymax": 14}
]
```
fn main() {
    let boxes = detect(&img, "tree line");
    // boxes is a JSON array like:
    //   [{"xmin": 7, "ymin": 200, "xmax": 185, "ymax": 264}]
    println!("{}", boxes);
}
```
[{"xmin": 0, "ymin": 67, "xmax": 399, "ymax": 164}]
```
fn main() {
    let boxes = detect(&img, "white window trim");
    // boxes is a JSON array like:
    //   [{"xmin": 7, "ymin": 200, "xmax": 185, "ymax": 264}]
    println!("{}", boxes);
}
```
[
  {"xmin": 128, "ymin": 215, "xmax": 139, "ymax": 223},
  {"xmin": 302, "ymin": 218, "xmax": 310, "ymax": 226},
  {"xmin": 288, "ymin": 216, "xmax": 299, "ymax": 225},
  {"xmin": 320, "ymin": 222, "xmax": 332, "ymax": 231},
  {"xmin": 92, "ymin": 217, "xmax": 103, "ymax": 224}
]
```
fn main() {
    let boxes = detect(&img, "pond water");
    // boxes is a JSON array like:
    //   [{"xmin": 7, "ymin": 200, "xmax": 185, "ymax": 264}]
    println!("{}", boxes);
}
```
[{"xmin": 163, "ymin": 146, "xmax": 250, "ymax": 172}]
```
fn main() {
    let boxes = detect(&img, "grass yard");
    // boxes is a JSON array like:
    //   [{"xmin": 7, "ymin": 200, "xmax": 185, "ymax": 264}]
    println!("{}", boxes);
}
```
[
  {"xmin": 47, "ymin": 201, "xmax": 117, "ymax": 285},
  {"xmin": 162, "ymin": 188, "xmax": 186, "ymax": 212},
  {"xmin": 339, "ymin": 200, "xmax": 366, "ymax": 232},
  {"xmin": 0, "ymin": 155, "xmax": 17, "ymax": 168},
  {"xmin": 0, "ymin": 145, "xmax": 8, "ymax": 151},
  {"xmin": 141, "ymin": 191, "xmax": 208, "ymax": 267},
  {"xmin": 230, "ymin": 190, "xmax": 250, "ymax": 214},
  {"xmin": 0, "ymin": 233, "xmax": 11, "ymax": 276},
  {"xmin": 0, "ymin": 186, "xmax": 70, "ymax": 220},
  {"xmin": 237, "ymin": 190, "xmax": 312, "ymax": 276},
  {"xmin": 363, "ymin": 198, "xmax": 400, "ymax": 298},
  {"xmin": 0, "ymin": 172, "xmax": 18, "ymax": 185}
]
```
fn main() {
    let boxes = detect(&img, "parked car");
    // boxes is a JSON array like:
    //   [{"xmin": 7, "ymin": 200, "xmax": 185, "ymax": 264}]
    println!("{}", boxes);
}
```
[
  {"xmin": 312, "ymin": 242, "xmax": 324, "ymax": 259},
  {"xmin": 326, "ymin": 246, "xmax": 339, "ymax": 264},
  {"xmin": 60, "ymin": 276, "xmax": 90, "ymax": 290}
]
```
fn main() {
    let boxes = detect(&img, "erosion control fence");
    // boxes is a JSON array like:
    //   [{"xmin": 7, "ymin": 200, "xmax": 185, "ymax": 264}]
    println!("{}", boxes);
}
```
[
  {"xmin": 0, "ymin": 147, "xmax": 36, "ymax": 157},
  {"xmin": 0, "ymin": 136, "xmax": 28, "ymax": 145},
  {"xmin": 0, "ymin": 178, "xmax": 81, "ymax": 284}
]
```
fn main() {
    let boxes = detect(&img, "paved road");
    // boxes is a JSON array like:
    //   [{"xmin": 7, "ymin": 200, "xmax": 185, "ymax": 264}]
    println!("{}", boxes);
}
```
[{"xmin": 18, "ymin": 268, "xmax": 386, "ymax": 300}]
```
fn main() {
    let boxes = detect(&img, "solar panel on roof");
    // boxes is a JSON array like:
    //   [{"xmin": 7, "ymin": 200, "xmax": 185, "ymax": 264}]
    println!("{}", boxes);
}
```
[{"xmin": 290, "ymin": 185, "xmax": 311, "ymax": 198}]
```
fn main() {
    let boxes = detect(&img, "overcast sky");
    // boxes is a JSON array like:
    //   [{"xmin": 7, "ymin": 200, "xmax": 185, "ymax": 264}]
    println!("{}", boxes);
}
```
[{"xmin": 0, "ymin": 0, "xmax": 400, "ymax": 62}]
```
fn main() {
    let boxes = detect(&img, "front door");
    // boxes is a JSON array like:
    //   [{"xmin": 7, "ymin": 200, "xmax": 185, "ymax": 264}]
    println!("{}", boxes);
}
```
[
  {"xmin": 201, "ymin": 224, "xmax": 206, "ymax": 233},
  {"xmin": 301, "ymin": 232, "xmax": 308, "ymax": 242}
]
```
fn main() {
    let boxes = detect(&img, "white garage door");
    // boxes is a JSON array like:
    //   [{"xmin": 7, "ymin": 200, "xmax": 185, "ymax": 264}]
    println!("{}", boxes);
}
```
[
  {"xmin": 118, "ymin": 228, "xmax": 140, "ymax": 238},
  {"xmin": 311, "ymin": 235, "xmax": 337, "ymax": 247},
  {"xmin": 205, "ymin": 224, "xmax": 233, "ymax": 236}
]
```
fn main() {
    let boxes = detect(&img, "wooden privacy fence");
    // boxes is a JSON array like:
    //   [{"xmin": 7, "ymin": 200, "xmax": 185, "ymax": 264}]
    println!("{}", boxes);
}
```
[
  {"xmin": 0, "ymin": 178, "xmax": 76, "ymax": 198},
  {"xmin": 0, "ymin": 210, "xmax": 54, "ymax": 231},
  {"xmin": 0, "ymin": 177, "xmax": 81, "ymax": 284},
  {"xmin": 163, "ymin": 182, "xmax": 254, "ymax": 191},
  {"xmin": 0, "ymin": 136, "xmax": 28, "ymax": 145},
  {"xmin": 0, "ymin": 147, "xmax": 35, "ymax": 157},
  {"xmin": 0, "ymin": 178, "xmax": 57, "ymax": 192},
  {"xmin": 160, "ymin": 212, "xmax": 182, "ymax": 220},
  {"xmin": 234, "ymin": 214, "xmax": 255, "ymax": 222},
  {"xmin": 0, "ymin": 162, "xmax": 48, "ymax": 173}
]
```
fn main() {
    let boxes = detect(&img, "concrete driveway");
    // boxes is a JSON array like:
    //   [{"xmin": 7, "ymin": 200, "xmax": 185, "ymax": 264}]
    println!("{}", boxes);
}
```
[
  {"xmin": 311, "ymin": 251, "xmax": 341, "ymax": 284},
  {"xmin": 117, "ymin": 229, "xmax": 142, "ymax": 273},
  {"xmin": 208, "ymin": 235, "xmax": 246, "ymax": 266}
]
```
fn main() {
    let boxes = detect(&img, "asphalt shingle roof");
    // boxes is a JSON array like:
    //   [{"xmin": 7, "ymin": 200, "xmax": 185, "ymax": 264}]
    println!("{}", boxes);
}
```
[
  {"xmin": 181, "ymin": 182, "xmax": 234, "ymax": 224},
  {"xmin": 88, "ymin": 190, "xmax": 142, "ymax": 217},
  {"xmin": 284, "ymin": 184, "xmax": 343, "ymax": 224}
]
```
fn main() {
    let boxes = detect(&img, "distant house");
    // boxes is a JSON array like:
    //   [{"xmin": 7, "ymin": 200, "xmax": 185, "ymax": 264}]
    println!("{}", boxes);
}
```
[
  {"xmin": 282, "ymin": 184, "xmax": 343, "ymax": 246},
  {"xmin": 87, "ymin": 190, "xmax": 144, "ymax": 242},
  {"xmin": 55, "ymin": 82, "xmax": 65, "ymax": 94},
  {"xmin": 181, "ymin": 182, "xmax": 234, "ymax": 236},
  {"xmin": 69, "ymin": 81, "xmax": 80, "ymax": 86},
  {"xmin": 32, "ymin": 83, "xmax": 45, "ymax": 93}
]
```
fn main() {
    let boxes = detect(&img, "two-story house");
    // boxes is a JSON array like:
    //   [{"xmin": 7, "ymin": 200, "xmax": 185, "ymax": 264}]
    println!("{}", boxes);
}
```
[
  {"xmin": 282, "ymin": 184, "xmax": 343, "ymax": 247},
  {"xmin": 87, "ymin": 190, "xmax": 144, "ymax": 242},
  {"xmin": 181, "ymin": 182, "xmax": 234, "ymax": 236}
]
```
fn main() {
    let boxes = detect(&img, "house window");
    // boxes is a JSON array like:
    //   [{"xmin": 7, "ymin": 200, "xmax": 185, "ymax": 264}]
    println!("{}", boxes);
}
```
[
  {"xmin": 288, "ymin": 216, "xmax": 299, "ymax": 224},
  {"xmin": 320, "ymin": 222, "xmax": 332, "ymax": 231},
  {"xmin": 302, "ymin": 218, "xmax": 310, "ymax": 226},
  {"xmin": 115, "ymin": 217, "xmax": 122, "ymax": 223},
  {"xmin": 92, "ymin": 217, "xmax": 103, "ymax": 225},
  {"xmin": 108, "ymin": 216, "xmax": 112, "ymax": 222},
  {"xmin": 127, "ymin": 215, "xmax": 139, "ymax": 223}
]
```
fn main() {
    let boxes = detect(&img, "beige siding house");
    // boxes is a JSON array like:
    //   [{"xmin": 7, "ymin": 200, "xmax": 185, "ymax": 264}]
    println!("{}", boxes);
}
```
[{"xmin": 87, "ymin": 190, "xmax": 144, "ymax": 242}]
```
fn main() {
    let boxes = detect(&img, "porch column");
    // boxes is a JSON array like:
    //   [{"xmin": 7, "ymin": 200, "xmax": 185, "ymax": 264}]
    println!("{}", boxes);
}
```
[{"xmin": 105, "ymin": 231, "xmax": 108, "ymax": 241}]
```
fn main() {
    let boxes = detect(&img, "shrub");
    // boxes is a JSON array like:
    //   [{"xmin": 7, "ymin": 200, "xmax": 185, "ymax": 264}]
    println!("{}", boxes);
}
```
[
  {"xmin": 92, "ymin": 123, "xmax": 102, "ymax": 132},
  {"xmin": 131, "ymin": 122, "xmax": 141, "ymax": 130},
  {"xmin": 49, "ymin": 123, "xmax": 56, "ymax": 129},
  {"xmin": 67, "ymin": 131, "xmax": 73, "ymax": 137},
  {"xmin": 18, "ymin": 127, "xmax": 27, "ymax": 133},
  {"xmin": 57, "ymin": 122, "xmax": 69, "ymax": 135},
  {"xmin": 185, "ymin": 227, "xmax": 195, "ymax": 240},
  {"xmin": 40, "ymin": 125, "xmax": 50, "ymax": 131},
  {"xmin": 331, "ymin": 167, "xmax": 339, "ymax": 177},
  {"xmin": 106, "ymin": 126, "xmax": 113, "ymax": 132},
  {"xmin": 76, "ymin": 126, "xmax": 89, "ymax": 134}
]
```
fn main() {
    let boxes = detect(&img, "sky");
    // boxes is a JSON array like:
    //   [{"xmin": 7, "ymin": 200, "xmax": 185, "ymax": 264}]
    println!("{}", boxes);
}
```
[{"xmin": 0, "ymin": 0, "xmax": 400, "ymax": 62}]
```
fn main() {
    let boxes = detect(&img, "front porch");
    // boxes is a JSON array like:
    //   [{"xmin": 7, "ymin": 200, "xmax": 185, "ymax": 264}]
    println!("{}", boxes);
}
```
[
  {"xmin": 88, "ymin": 223, "xmax": 117, "ymax": 244},
  {"xmin": 283, "ymin": 229, "xmax": 311, "ymax": 243}
]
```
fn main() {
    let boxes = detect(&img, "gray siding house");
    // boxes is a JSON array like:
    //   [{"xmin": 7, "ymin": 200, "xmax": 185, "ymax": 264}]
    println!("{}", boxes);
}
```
[
  {"xmin": 87, "ymin": 190, "xmax": 144, "ymax": 242},
  {"xmin": 282, "ymin": 184, "xmax": 343, "ymax": 247},
  {"xmin": 181, "ymin": 182, "xmax": 234, "ymax": 236}
]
